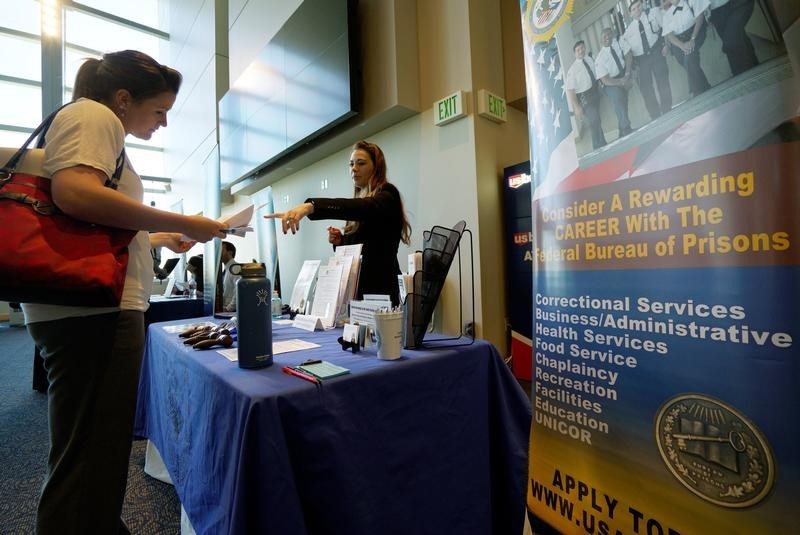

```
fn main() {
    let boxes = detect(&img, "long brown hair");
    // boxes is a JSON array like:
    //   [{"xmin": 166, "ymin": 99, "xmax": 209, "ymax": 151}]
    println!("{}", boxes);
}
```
[{"xmin": 345, "ymin": 140, "xmax": 411, "ymax": 245}]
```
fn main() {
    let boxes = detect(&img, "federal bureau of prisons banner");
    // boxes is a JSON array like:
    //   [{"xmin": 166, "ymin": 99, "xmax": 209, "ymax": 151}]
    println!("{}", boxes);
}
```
[{"xmin": 520, "ymin": 1, "xmax": 799, "ymax": 533}]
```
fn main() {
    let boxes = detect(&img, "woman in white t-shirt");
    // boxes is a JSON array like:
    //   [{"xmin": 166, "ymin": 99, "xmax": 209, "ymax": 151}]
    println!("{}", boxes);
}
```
[{"xmin": 23, "ymin": 50, "xmax": 226, "ymax": 535}]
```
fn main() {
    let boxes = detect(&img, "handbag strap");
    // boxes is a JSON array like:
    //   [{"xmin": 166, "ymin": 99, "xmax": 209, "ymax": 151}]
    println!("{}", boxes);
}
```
[
  {"xmin": 105, "ymin": 149, "xmax": 126, "ymax": 189},
  {"xmin": 3, "ymin": 103, "xmax": 71, "ymax": 171},
  {"xmin": 1, "ymin": 101, "xmax": 126, "ymax": 188}
]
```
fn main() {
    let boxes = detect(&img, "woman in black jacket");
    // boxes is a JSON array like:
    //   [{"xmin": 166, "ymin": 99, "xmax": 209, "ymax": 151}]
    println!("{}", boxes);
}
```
[{"xmin": 266, "ymin": 140, "xmax": 411, "ymax": 306}]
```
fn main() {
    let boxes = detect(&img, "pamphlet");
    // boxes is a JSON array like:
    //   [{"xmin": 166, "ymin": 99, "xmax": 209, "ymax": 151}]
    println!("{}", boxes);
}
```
[
  {"xmin": 310, "ymin": 264, "xmax": 344, "ymax": 328},
  {"xmin": 327, "ymin": 255, "xmax": 355, "ymax": 324},
  {"xmin": 289, "ymin": 260, "xmax": 321, "ymax": 313}
]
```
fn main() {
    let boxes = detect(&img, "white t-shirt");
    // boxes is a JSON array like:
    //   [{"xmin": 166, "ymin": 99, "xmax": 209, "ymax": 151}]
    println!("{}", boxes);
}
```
[{"xmin": 22, "ymin": 98, "xmax": 152, "ymax": 323}]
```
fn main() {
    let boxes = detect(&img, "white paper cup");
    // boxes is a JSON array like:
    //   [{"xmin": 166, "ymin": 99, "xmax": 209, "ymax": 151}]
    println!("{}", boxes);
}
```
[{"xmin": 374, "ymin": 311, "xmax": 404, "ymax": 360}]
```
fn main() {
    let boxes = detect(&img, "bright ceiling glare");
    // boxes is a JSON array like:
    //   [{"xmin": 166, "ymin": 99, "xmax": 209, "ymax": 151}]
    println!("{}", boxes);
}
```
[{"xmin": 42, "ymin": 0, "xmax": 60, "ymax": 37}]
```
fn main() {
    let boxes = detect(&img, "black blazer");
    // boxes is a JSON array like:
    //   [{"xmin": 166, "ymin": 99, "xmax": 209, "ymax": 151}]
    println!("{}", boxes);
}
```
[{"xmin": 307, "ymin": 183, "xmax": 404, "ymax": 306}]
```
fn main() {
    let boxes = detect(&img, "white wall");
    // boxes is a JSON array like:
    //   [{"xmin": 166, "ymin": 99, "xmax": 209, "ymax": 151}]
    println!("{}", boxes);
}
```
[
  {"xmin": 217, "ymin": 0, "xmax": 530, "ymax": 353},
  {"xmin": 176, "ymin": 0, "xmax": 530, "ymax": 353}
]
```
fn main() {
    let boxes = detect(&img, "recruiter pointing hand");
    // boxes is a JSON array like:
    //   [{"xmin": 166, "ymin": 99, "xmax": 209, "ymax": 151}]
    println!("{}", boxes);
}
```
[{"xmin": 264, "ymin": 202, "xmax": 315, "ymax": 234}]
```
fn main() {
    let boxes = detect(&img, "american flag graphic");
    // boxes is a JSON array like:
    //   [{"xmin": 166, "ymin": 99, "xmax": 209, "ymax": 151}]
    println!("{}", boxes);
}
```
[{"xmin": 524, "ymin": 37, "xmax": 579, "ymax": 198}]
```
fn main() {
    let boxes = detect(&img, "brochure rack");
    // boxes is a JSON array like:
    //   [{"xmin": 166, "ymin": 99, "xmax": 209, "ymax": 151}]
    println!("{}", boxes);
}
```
[{"xmin": 402, "ymin": 220, "xmax": 475, "ymax": 349}]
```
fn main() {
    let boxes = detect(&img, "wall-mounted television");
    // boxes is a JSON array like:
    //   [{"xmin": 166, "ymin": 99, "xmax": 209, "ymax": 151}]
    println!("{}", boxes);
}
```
[{"xmin": 219, "ymin": 0, "xmax": 358, "ymax": 188}]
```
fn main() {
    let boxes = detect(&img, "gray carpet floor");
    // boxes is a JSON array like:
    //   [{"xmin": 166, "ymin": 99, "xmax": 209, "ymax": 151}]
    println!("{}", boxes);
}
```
[{"xmin": 0, "ymin": 323, "xmax": 181, "ymax": 534}]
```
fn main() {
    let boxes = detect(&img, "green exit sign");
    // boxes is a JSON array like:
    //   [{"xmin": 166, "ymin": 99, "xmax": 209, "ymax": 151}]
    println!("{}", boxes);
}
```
[
  {"xmin": 433, "ymin": 90, "xmax": 466, "ymax": 126},
  {"xmin": 477, "ymin": 89, "xmax": 506, "ymax": 123}
]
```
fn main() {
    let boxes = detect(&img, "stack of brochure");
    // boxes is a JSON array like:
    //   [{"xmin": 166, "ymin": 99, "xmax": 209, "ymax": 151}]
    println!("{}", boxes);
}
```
[{"xmin": 289, "ymin": 260, "xmax": 321, "ymax": 314}]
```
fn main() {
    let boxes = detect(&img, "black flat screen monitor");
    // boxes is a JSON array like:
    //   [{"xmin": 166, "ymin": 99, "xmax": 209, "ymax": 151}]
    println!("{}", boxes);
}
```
[{"xmin": 219, "ymin": 0, "xmax": 358, "ymax": 187}]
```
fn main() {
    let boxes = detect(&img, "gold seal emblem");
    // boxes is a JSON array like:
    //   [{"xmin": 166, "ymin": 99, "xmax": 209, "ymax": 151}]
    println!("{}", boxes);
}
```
[
  {"xmin": 523, "ymin": 0, "xmax": 574, "ymax": 43},
  {"xmin": 655, "ymin": 394, "xmax": 775, "ymax": 508}
]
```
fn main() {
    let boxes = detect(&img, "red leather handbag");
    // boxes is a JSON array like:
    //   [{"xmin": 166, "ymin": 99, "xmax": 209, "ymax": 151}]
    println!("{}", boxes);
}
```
[{"xmin": 0, "ymin": 106, "xmax": 136, "ymax": 307}]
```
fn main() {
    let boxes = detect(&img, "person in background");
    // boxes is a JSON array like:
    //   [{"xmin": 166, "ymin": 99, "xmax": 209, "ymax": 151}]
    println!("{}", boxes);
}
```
[
  {"xmin": 186, "ymin": 254, "xmax": 204, "ymax": 295},
  {"xmin": 264, "ymin": 140, "xmax": 411, "ymax": 306},
  {"xmin": 151, "ymin": 247, "xmax": 167, "ymax": 279},
  {"xmin": 622, "ymin": 0, "xmax": 673, "ymax": 120},
  {"xmin": 220, "ymin": 241, "xmax": 240, "ymax": 311},
  {"xmin": 566, "ymin": 40, "xmax": 607, "ymax": 150},
  {"xmin": 21, "ymin": 50, "xmax": 225, "ymax": 535},
  {"xmin": 149, "ymin": 200, "xmax": 168, "ymax": 279},
  {"xmin": 708, "ymin": 0, "xmax": 758, "ymax": 76},
  {"xmin": 662, "ymin": 0, "xmax": 711, "ymax": 97},
  {"xmin": 596, "ymin": 27, "xmax": 634, "ymax": 138}
]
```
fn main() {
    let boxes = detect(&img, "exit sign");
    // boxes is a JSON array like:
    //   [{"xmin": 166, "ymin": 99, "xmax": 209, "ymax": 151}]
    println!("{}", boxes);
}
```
[
  {"xmin": 433, "ymin": 90, "xmax": 466, "ymax": 126},
  {"xmin": 477, "ymin": 89, "xmax": 506, "ymax": 123}
]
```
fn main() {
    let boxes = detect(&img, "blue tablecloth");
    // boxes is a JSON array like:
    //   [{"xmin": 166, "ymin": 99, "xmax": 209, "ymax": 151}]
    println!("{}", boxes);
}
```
[
  {"xmin": 145, "ymin": 296, "xmax": 205, "ymax": 326},
  {"xmin": 134, "ymin": 318, "xmax": 531, "ymax": 535}
]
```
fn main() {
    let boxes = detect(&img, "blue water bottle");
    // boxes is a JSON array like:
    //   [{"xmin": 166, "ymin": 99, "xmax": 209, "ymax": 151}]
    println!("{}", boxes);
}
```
[{"xmin": 234, "ymin": 262, "xmax": 273, "ymax": 369}]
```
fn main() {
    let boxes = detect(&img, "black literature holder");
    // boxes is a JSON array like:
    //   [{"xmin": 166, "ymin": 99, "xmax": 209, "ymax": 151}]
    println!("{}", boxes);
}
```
[{"xmin": 402, "ymin": 220, "xmax": 475, "ymax": 349}]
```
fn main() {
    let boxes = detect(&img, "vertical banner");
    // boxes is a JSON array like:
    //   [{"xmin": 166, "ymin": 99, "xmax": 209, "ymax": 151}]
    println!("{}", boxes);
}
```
[{"xmin": 521, "ymin": 1, "xmax": 799, "ymax": 533}]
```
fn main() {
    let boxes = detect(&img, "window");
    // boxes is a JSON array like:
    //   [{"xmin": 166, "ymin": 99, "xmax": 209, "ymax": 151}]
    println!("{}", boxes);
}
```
[
  {"xmin": 0, "ymin": 0, "xmax": 42, "ymax": 142},
  {"xmin": 0, "ymin": 0, "xmax": 172, "ymax": 202},
  {"xmin": 72, "ymin": 0, "xmax": 167, "ymax": 32}
]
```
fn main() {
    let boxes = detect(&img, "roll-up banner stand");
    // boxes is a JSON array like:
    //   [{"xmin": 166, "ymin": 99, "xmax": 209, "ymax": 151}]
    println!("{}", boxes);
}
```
[{"xmin": 520, "ymin": 1, "xmax": 800, "ymax": 533}]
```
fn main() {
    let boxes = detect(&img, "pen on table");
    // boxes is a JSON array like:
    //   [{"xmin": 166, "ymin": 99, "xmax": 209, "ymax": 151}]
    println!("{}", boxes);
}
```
[{"xmin": 282, "ymin": 366, "xmax": 320, "ymax": 384}]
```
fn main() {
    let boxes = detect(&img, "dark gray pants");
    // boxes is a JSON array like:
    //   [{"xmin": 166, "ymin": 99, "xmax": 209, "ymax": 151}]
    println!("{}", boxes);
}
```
[
  {"xmin": 634, "ymin": 50, "xmax": 672, "ymax": 119},
  {"xmin": 27, "ymin": 310, "xmax": 145, "ymax": 535},
  {"xmin": 710, "ymin": 0, "xmax": 757, "ymax": 76},
  {"xmin": 671, "ymin": 24, "xmax": 710, "ymax": 96}
]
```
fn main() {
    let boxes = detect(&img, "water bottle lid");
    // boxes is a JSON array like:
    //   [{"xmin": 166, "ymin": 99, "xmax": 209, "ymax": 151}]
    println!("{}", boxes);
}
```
[{"xmin": 230, "ymin": 262, "xmax": 266, "ymax": 277}]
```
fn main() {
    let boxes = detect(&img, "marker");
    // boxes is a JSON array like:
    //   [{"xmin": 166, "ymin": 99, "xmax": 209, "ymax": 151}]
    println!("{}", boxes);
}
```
[{"xmin": 282, "ymin": 366, "xmax": 320, "ymax": 384}]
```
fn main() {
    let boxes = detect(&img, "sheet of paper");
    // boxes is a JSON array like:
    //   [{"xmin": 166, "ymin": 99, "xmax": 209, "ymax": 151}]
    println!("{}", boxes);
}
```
[
  {"xmin": 217, "ymin": 348, "xmax": 239, "ymax": 362},
  {"xmin": 221, "ymin": 204, "xmax": 254, "ymax": 229},
  {"xmin": 310, "ymin": 263, "xmax": 344, "ymax": 328},
  {"xmin": 216, "ymin": 339, "xmax": 321, "ymax": 361},
  {"xmin": 273, "ymin": 319, "xmax": 294, "ymax": 325},
  {"xmin": 180, "ymin": 204, "xmax": 254, "ymax": 241},
  {"xmin": 273, "ymin": 339, "xmax": 321, "ymax": 354}
]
